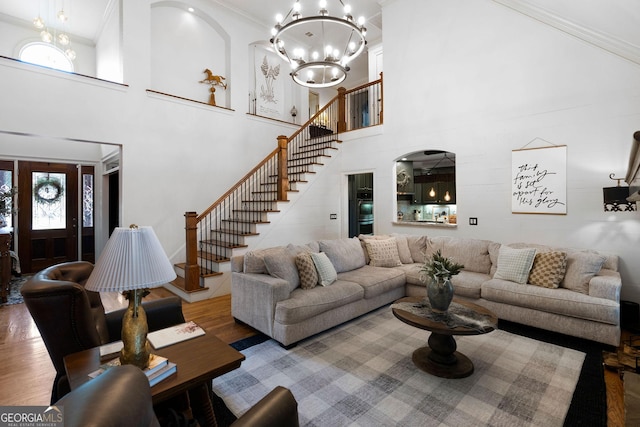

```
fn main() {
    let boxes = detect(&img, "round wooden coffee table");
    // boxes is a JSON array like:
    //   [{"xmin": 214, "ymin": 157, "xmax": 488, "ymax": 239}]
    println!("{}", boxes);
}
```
[{"xmin": 392, "ymin": 296, "xmax": 497, "ymax": 379}]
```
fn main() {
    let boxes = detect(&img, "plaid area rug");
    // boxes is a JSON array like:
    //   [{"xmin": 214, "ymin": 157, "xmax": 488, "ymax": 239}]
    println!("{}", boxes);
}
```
[{"xmin": 212, "ymin": 307, "xmax": 586, "ymax": 426}]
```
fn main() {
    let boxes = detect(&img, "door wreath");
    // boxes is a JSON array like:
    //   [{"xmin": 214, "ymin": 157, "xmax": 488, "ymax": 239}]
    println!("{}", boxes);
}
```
[{"xmin": 34, "ymin": 177, "xmax": 64, "ymax": 204}]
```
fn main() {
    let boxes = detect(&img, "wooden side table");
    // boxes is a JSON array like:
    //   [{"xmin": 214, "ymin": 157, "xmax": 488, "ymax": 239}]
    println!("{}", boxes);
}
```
[
  {"xmin": 392, "ymin": 296, "xmax": 497, "ymax": 379},
  {"xmin": 64, "ymin": 333, "xmax": 245, "ymax": 426}
]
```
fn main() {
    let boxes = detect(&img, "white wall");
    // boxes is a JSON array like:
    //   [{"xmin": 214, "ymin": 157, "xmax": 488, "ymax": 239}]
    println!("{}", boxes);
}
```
[
  {"xmin": 0, "ymin": 0, "xmax": 298, "ymax": 268},
  {"xmin": 355, "ymin": 0, "xmax": 640, "ymax": 301},
  {"xmin": 1, "ymin": 0, "xmax": 639, "ymax": 305},
  {"xmin": 246, "ymin": 0, "xmax": 640, "ymax": 306}
]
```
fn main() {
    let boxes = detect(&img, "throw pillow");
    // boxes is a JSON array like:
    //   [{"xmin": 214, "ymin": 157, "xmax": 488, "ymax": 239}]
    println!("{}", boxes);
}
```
[
  {"xmin": 311, "ymin": 252, "xmax": 337, "ymax": 286},
  {"xmin": 243, "ymin": 246, "xmax": 284, "ymax": 274},
  {"xmin": 528, "ymin": 251, "xmax": 567, "ymax": 288},
  {"xmin": 295, "ymin": 252, "xmax": 318, "ymax": 290},
  {"xmin": 406, "ymin": 235, "xmax": 429, "ymax": 264},
  {"xmin": 561, "ymin": 251, "xmax": 606, "ymax": 294},
  {"xmin": 365, "ymin": 238, "xmax": 402, "ymax": 267},
  {"xmin": 493, "ymin": 246, "xmax": 536, "ymax": 284},
  {"xmin": 318, "ymin": 237, "xmax": 366, "ymax": 273},
  {"xmin": 391, "ymin": 233, "xmax": 414, "ymax": 264},
  {"xmin": 263, "ymin": 247, "xmax": 300, "ymax": 292}
]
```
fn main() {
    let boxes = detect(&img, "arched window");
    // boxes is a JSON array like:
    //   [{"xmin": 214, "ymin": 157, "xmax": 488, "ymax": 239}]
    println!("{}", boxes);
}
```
[{"xmin": 19, "ymin": 42, "xmax": 74, "ymax": 73}]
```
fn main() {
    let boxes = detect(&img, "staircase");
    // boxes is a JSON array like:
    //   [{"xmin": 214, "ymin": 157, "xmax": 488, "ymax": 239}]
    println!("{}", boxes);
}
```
[{"xmin": 172, "ymin": 77, "xmax": 383, "ymax": 301}]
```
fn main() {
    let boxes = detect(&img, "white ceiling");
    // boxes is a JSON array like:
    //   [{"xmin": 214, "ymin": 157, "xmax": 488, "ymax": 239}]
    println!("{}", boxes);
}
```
[
  {"xmin": 0, "ymin": 1, "xmax": 383, "ymax": 45},
  {"xmin": 1, "ymin": 1, "xmax": 636, "ymax": 52},
  {"xmin": 0, "ymin": 0, "xmax": 111, "ymax": 43}
]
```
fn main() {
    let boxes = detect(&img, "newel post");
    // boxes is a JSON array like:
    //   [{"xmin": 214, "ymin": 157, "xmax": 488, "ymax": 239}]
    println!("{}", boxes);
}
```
[
  {"xmin": 277, "ymin": 135, "xmax": 289, "ymax": 201},
  {"xmin": 337, "ymin": 86, "xmax": 347, "ymax": 133},
  {"xmin": 184, "ymin": 211, "xmax": 200, "ymax": 292}
]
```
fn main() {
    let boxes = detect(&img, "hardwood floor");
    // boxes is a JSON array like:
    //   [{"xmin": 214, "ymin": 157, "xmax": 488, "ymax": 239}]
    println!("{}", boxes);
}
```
[{"xmin": 0, "ymin": 288, "xmax": 626, "ymax": 426}]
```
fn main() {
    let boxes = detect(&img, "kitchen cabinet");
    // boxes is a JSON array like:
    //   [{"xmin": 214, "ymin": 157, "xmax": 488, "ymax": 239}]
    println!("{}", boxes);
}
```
[
  {"xmin": 419, "ymin": 173, "xmax": 456, "ymax": 204},
  {"xmin": 413, "ymin": 183, "xmax": 423, "ymax": 204}
]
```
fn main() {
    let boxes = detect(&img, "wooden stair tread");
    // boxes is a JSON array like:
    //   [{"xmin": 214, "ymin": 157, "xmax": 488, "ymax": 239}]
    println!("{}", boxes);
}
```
[
  {"xmin": 212, "ymin": 229, "xmax": 259, "ymax": 236},
  {"xmin": 170, "ymin": 277, "xmax": 210, "ymax": 294},
  {"xmin": 201, "ymin": 239, "xmax": 248, "ymax": 249},
  {"xmin": 175, "ymin": 263, "xmax": 223, "ymax": 277},
  {"xmin": 290, "ymin": 154, "xmax": 331, "ymax": 161},
  {"xmin": 288, "ymin": 162, "xmax": 323, "ymax": 168},
  {"xmin": 221, "ymin": 219, "xmax": 270, "ymax": 224},
  {"xmin": 298, "ymin": 141, "xmax": 338, "ymax": 149},
  {"xmin": 197, "ymin": 251, "xmax": 230, "ymax": 262},
  {"xmin": 231, "ymin": 209, "xmax": 280, "ymax": 213}
]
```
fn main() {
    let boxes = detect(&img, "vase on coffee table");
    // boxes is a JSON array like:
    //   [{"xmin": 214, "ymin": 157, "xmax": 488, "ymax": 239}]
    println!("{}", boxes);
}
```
[
  {"xmin": 421, "ymin": 249, "xmax": 464, "ymax": 313},
  {"xmin": 426, "ymin": 276, "xmax": 454, "ymax": 312}
]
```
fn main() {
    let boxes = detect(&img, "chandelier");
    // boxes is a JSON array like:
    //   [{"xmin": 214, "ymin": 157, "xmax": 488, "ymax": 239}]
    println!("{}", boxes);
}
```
[
  {"xmin": 33, "ymin": 1, "xmax": 76, "ymax": 60},
  {"xmin": 270, "ymin": 0, "xmax": 367, "ymax": 88}
]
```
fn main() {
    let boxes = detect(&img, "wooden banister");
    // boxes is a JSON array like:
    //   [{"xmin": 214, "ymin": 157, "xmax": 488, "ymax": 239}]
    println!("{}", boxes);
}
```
[
  {"xmin": 195, "ymin": 147, "xmax": 279, "ymax": 222},
  {"xmin": 183, "ymin": 76, "xmax": 383, "ymax": 292}
]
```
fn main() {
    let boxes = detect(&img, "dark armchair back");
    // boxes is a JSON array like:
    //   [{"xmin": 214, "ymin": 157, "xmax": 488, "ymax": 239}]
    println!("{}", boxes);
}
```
[
  {"xmin": 21, "ymin": 262, "xmax": 105, "ymax": 401},
  {"xmin": 21, "ymin": 261, "xmax": 185, "ymax": 403}
]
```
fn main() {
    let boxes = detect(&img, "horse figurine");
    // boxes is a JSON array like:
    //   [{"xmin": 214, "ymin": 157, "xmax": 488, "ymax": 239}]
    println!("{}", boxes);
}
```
[{"xmin": 200, "ymin": 69, "xmax": 227, "ymax": 89}]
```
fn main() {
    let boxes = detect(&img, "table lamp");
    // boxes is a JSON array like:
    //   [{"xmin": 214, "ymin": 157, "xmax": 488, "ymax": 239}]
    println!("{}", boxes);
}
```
[{"xmin": 85, "ymin": 224, "xmax": 177, "ymax": 369}]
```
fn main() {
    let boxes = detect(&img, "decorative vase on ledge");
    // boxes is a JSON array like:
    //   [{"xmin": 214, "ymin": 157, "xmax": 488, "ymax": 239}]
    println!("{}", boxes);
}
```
[{"xmin": 426, "ymin": 276, "xmax": 454, "ymax": 313}]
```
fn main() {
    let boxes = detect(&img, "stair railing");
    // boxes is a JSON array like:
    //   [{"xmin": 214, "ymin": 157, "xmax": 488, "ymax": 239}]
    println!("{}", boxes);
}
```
[{"xmin": 182, "ymin": 75, "xmax": 382, "ymax": 292}]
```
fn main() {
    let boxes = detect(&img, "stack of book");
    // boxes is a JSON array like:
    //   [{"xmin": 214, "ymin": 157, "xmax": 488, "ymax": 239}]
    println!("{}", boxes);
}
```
[{"xmin": 90, "ymin": 354, "xmax": 177, "ymax": 387}]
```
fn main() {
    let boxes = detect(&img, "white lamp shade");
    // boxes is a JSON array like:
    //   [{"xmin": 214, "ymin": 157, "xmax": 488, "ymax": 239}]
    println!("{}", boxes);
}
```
[{"xmin": 85, "ymin": 226, "xmax": 177, "ymax": 292}]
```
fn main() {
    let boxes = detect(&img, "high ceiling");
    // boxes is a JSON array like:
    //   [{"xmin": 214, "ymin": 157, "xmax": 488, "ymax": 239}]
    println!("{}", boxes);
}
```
[
  {"xmin": 0, "ymin": 1, "xmax": 637, "ymax": 65},
  {"xmin": 0, "ymin": 1, "xmax": 383, "ymax": 45},
  {"xmin": 1, "ymin": 1, "xmax": 637, "ymax": 50}
]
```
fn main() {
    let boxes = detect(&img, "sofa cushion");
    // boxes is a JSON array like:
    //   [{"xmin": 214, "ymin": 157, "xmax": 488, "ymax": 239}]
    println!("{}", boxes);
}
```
[
  {"xmin": 365, "ymin": 238, "xmax": 402, "ymax": 267},
  {"xmin": 337, "ymin": 265, "xmax": 405, "ymax": 299},
  {"xmin": 390, "ymin": 234, "xmax": 414, "ymax": 264},
  {"xmin": 481, "ymin": 278, "xmax": 619, "ymax": 324},
  {"xmin": 295, "ymin": 252, "xmax": 318, "ymax": 290},
  {"xmin": 440, "ymin": 237, "xmax": 494, "ymax": 275},
  {"xmin": 561, "ymin": 250, "xmax": 606, "ymax": 294},
  {"xmin": 319, "ymin": 237, "xmax": 366, "ymax": 273},
  {"xmin": 395, "ymin": 263, "xmax": 422, "ymax": 286},
  {"xmin": 244, "ymin": 246, "xmax": 287, "ymax": 274},
  {"xmin": 264, "ymin": 247, "xmax": 300, "ymax": 292},
  {"xmin": 488, "ymin": 242, "xmax": 501, "ymax": 276},
  {"xmin": 311, "ymin": 252, "xmax": 338, "ymax": 286},
  {"xmin": 274, "ymin": 281, "xmax": 365, "ymax": 324},
  {"xmin": 493, "ymin": 246, "xmax": 536, "ymax": 284},
  {"xmin": 450, "ymin": 271, "xmax": 488, "ymax": 299},
  {"xmin": 406, "ymin": 235, "xmax": 429, "ymax": 264},
  {"xmin": 528, "ymin": 251, "xmax": 567, "ymax": 289}
]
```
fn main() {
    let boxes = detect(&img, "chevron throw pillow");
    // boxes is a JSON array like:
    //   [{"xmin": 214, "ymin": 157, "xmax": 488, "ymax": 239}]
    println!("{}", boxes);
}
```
[{"xmin": 528, "ymin": 251, "xmax": 567, "ymax": 288}]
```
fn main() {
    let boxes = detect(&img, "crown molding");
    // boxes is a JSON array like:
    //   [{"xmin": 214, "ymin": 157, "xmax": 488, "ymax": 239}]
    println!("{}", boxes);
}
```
[{"xmin": 492, "ymin": 0, "xmax": 640, "ymax": 66}]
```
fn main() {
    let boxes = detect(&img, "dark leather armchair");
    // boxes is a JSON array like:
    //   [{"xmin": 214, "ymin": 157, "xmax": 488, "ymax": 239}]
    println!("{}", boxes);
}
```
[
  {"xmin": 59, "ymin": 368, "xmax": 297, "ymax": 427},
  {"xmin": 231, "ymin": 386, "xmax": 299, "ymax": 427},
  {"xmin": 56, "ymin": 365, "xmax": 160, "ymax": 427},
  {"xmin": 21, "ymin": 261, "xmax": 185, "ymax": 404}
]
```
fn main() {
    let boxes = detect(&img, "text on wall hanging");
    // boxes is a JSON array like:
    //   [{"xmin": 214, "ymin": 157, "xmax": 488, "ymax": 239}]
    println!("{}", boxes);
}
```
[{"xmin": 512, "ymin": 144, "xmax": 567, "ymax": 214}]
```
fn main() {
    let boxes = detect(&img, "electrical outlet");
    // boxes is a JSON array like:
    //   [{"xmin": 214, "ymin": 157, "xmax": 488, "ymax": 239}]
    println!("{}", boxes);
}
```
[
  {"xmin": 330, "ymin": 214, "xmax": 337, "ymax": 220},
  {"xmin": 469, "ymin": 217, "xmax": 478, "ymax": 226}
]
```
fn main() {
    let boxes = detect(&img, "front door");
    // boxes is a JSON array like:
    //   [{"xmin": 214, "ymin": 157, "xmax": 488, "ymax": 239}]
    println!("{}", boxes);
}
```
[{"xmin": 18, "ymin": 161, "xmax": 79, "ymax": 273}]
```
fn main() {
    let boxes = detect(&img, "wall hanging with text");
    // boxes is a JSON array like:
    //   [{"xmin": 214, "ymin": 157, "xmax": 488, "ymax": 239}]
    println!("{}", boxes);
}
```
[{"xmin": 512, "ymin": 144, "xmax": 567, "ymax": 215}]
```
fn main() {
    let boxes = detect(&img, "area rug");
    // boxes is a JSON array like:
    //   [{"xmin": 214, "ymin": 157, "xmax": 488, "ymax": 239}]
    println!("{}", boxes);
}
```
[
  {"xmin": 212, "ymin": 307, "xmax": 587, "ymax": 426},
  {"xmin": 1, "ymin": 275, "xmax": 28, "ymax": 305}
]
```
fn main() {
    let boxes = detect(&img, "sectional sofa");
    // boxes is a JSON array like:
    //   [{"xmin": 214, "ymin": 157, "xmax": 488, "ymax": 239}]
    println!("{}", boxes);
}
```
[{"xmin": 230, "ymin": 234, "xmax": 621, "ymax": 347}]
